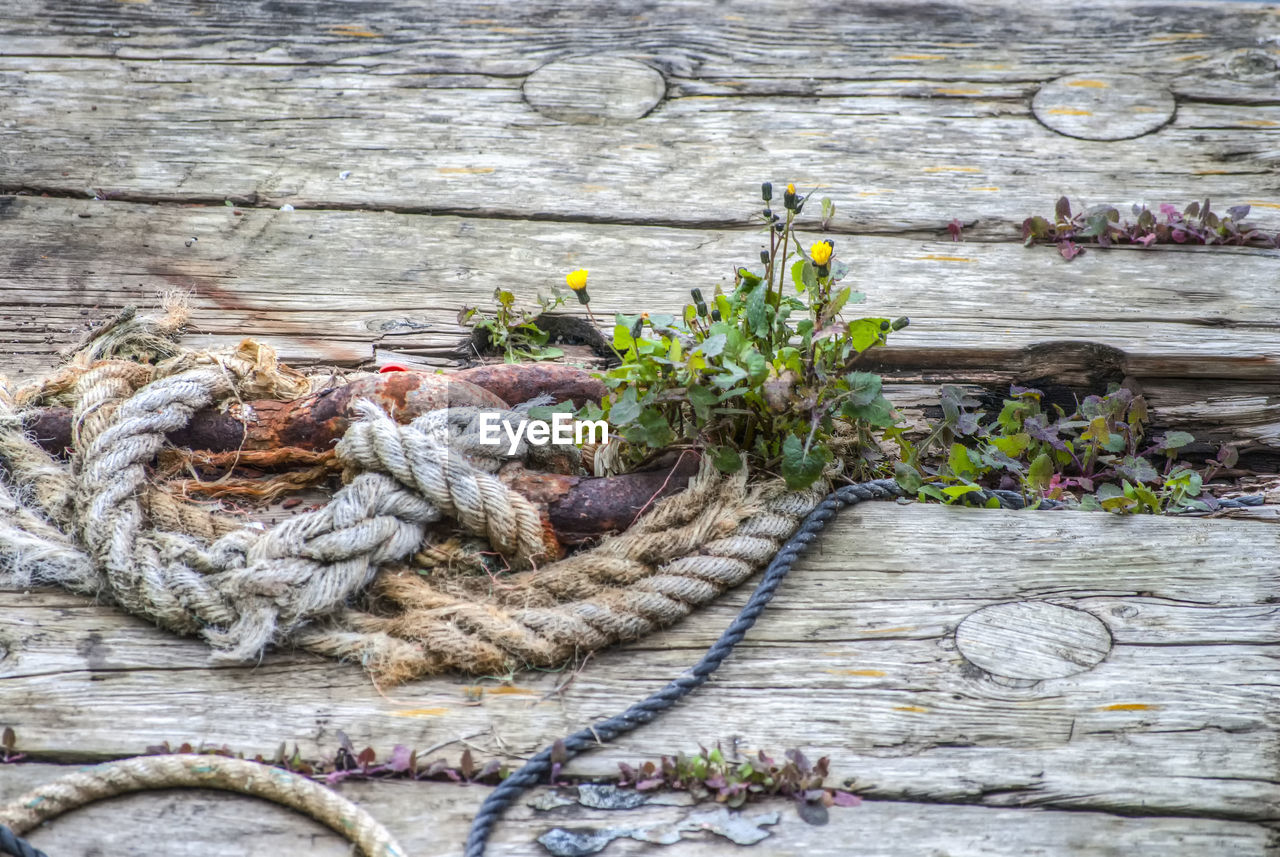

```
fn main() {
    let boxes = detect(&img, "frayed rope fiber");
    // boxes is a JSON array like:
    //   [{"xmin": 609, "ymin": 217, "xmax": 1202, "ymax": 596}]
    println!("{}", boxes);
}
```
[{"xmin": 0, "ymin": 306, "xmax": 827, "ymax": 683}]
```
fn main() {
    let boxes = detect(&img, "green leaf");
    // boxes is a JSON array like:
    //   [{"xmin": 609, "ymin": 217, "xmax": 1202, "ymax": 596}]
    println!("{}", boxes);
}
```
[
  {"xmin": 1160, "ymin": 431, "xmax": 1195, "ymax": 452},
  {"xmin": 745, "ymin": 279, "xmax": 769, "ymax": 337},
  {"xmin": 744, "ymin": 351, "xmax": 769, "ymax": 385},
  {"xmin": 948, "ymin": 443, "xmax": 979, "ymax": 481},
  {"xmin": 990, "ymin": 432, "xmax": 1030, "ymax": 459},
  {"xmin": 1100, "ymin": 495, "xmax": 1136, "ymax": 513},
  {"xmin": 894, "ymin": 462, "xmax": 923, "ymax": 493},
  {"xmin": 1096, "ymin": 483, "xmax": 1124, "ymax": 501},
  {"xmin": 781, "ymin": 434, "xmax": 831, "ymax": 490},
  {"xmin": 844, "ymin": 372, "xmax": 882, "ymax": 407},
  {"xmin": 609, "ymin": 389, "xmax": 641, "ymax": 426},
  {"xmin": 694, "ymin": 333, "xmax": 727, "ymax": 358},
  {"xmin": 846, "ymin": 319, "xmax": 887, "ymax": 353},
  {"xmin": 1026, "ymin": 452, "xmax": 1054, "ymax": 491},
  {"xmin": 630, "ymin": 407, "xmax": 673, "ymax": 448},
  {"xmin": 613, "ymin": 322, "xmax": 636, "ymax": 352},
  {"xmin": 996, "ymin": 399, "xmax": 1034, "ymax": 434},
  {"xmin": 687, "ymin": 385, "xmax": 719, "ymax": 421},
  {"xmin": 918, "ymin": 484, "xmax": 947, "ymax": 503},
  {"xmin": 942, "ymin": 484, "xmax": 982, "ymax": 499},
  {"xmin": 1116, "ymin": 456, "xmax": 1159, "ymax": 484},
  {"xmin": 791, "ymin": 259, "xmax": 817, "ymax": 293},
  {"xmin": 1081, "ymin": 416, "xmax": 1110, "ymax": 445},
  {"xmin": 843, "ymin": 395, "xmax": 895, "ymax": 427},
  {"xmin": 711, "ymin": 360, "xmax": 747, "ymax": 389},
  {"xmin": 711, "ymin": 445, "xmax": 743, "ymax": 474}
]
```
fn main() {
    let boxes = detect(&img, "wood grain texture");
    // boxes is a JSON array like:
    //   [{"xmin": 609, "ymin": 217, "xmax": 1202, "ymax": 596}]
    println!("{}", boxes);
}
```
[
  {"xmin": 2, "ymin": 505, "xmax": 1277, "ymax": 823},
  {"xmin": 0, "ymin": 1, "xmax": 1278, "ymax": 234},
  {"xmin": 2, "ymin": 766, "xmax": 1273, "ymax": 857},
  {"xmin": 2, "ymin": 196, "xmax": 1279, "ymax": 386}
]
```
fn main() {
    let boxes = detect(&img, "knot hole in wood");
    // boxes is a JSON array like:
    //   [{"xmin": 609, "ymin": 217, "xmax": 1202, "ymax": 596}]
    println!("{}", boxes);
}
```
[
  {"xmin": 954, "ymin": 601, "xmax": 1113, "ymax": 681},
  {"xmin": 523, "ymin": 56, "xmax": 667, "ymax": 124},
  {"xmin": 1032, "ymin": 73, "xmax": 1175, "ymax": 141}
]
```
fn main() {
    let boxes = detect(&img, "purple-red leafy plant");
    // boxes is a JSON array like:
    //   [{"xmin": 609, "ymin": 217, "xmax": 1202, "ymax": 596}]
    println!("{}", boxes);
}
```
[
  {"xmin": 1022, "ymin": 197, "xmax": 1278, "ymax": 261},
  {"xmin": 617, "ymin": 744, "xmax": 860, "ymax": 825}
]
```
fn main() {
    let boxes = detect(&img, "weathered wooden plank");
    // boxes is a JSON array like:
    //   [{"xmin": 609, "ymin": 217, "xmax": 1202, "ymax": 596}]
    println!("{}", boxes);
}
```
[
  {"xmin": 1, "ymin": 58, "xmax": 1275, "ymax": 235},
  {"xmin": 4, "ymin": 0, "xmax": 1278, "ymax": 95},
  {"xmin": 2, "ymin": 196, "xmax": 1279, "ymax": 386},
  {"xmin": 1, "ymin": 1, "xmax": 1278, "ymax": 233},
  {"xmin": 3, "ymin": 505, "xmax": 1277, "ymax": 822},
  {"xmin": 3, "ymin": 766, "xmax": 1272, "ymax": 857}
]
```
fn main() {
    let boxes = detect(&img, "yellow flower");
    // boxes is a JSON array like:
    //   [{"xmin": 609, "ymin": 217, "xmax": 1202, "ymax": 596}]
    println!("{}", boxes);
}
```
[
  {"xmin": 565, "ymin": 269, "xmax": 589, "ymax": 291},
  {"xmin": 786, "ymin": 183, "xmax": 796, "ymax": 196},
  {"xmin": 810, "ymin": 240, "xmax": 833, "ymax": 266}
]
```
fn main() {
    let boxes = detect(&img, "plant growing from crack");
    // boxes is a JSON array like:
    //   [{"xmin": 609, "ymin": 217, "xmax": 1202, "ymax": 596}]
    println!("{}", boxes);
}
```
[
  {"xmin": 891, "ymin": 383, "xmax": 1239, "ymax": 513},
  {"xmin": 1022, "ymin": 197, "xmax": 1278, "ymax": 261},
  {"xmin": 571, "ymin": 182, "xmax": 906, "ymax": 490}
]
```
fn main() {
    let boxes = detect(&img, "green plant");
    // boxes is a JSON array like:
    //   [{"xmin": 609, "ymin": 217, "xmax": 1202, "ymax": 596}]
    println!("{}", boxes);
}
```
[
  {"xmin": 617, "ymin": 744, "xmax": 859, "ymax": 824},
  {"xmin": 460, "ymin": 286, "xmax": 567, "ymax": 362},
  {"xmin": 892, "ymin": 384, "xmax": 1235, "ymax": 514},
  {"xmin": 580, "ymin": 182, "xmax": 906, "ymax": 490}
]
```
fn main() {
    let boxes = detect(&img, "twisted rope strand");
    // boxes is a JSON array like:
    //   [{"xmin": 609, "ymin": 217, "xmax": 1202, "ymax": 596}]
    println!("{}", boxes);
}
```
[{"xmin": 0, "ymin": 755, "xmax": 404, "ymax": 857}]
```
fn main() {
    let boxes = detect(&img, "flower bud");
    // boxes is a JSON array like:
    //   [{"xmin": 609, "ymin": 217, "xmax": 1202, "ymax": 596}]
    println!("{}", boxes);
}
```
[
  {"xmin": 759, "ymin": 250, "xmax": 770, "ymax": 265},
  {"xmin": 711, "ymin": 308, "xmax": 722, "ymax": 322},
  {"xmin": 783, "ymin": 183, "xmax": 797, "ymax": 211},
  {"xmin": 761, "ymin": 181, "xmax": 773, "ymax": 202},
  {"xmin": 691, "ymin": 288, "xmax": 707, "ymax": 317}
]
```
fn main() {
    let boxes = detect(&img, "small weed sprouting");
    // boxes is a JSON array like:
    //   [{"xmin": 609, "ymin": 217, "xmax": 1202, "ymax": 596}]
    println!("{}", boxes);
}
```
[
  {"xmin": 460, "ymin": 286, "xmax": 568, "ymax": 363},
  {"xmin": 617, "ymin": 744, "xmax": 859, "ymax": 826},
  {"xmin": 576, "ymin": 182, "xmax": 905, "ymax": 490},
  {"xmin": 1022, "ymin": 197, "xmax": 1278, "ymax": 261},
  {"xmin": 139, "ymin": 736, "xmax": 509, "ymax": 787},
  {"xmin": 890, "ymin": 384, "xmax": 1238, "ymax": 514}
]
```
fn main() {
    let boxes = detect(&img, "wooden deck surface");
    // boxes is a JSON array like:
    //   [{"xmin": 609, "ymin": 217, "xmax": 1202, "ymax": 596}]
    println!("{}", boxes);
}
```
[{"xmin": 3, "ymin": 1, "xmax": 1280, "ymax": 854}]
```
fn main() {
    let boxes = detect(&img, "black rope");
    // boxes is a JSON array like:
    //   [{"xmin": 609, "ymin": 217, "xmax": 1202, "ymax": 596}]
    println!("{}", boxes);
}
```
[
  {"xmin": 463, "ymin": 478, "xmax": 905, "ymax": 856},
  {"xmin": 0, "ymin": 825, "xmax": 47, "ymax": 857}
]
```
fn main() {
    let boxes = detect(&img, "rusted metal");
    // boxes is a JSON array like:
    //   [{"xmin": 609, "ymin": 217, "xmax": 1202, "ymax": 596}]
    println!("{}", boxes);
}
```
[
  {"xmin": 455, "ymin": 363, "xmax": 606, "ymax": 409},
  {"xmin": 25, "ymin": 372, "xmax": 507, "ymax": 455},
  {"xmin": 233, "ymin": 372, "xmax": 507, "ymax": 451},
  {"xmin": 545, "ymin": 451, "xmax": 701, "ymax": 544},
  {"xmin": 26, "ymin": 366, "xmax": 602, "ymax": 456}
]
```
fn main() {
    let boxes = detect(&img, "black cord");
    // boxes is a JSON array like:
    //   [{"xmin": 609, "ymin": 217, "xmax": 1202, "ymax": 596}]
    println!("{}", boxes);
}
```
[
  {"xmin": 0, "ymin": 825, "xmax": 48, "ymax": 857},
  {"xmin": 463, "ymin": 479, "xmax": 904, "ymax": 856}
]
